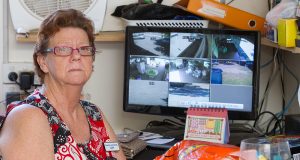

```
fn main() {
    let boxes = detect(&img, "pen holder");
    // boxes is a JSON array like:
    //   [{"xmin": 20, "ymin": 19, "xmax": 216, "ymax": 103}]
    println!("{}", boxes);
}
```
[{"xmin": 240, "ymin": 138, "xmax": 291, "ymax": 160}]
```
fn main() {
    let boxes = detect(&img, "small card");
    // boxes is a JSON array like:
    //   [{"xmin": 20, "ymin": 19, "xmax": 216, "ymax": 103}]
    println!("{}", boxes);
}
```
[{"xmin": 104, "ymin": 142, "xmax": 120, "ymax": 151}]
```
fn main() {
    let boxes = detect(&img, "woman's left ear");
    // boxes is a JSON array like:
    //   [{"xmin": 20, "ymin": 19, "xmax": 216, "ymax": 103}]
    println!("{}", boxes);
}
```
[{"xmin": 37, "ymin": 55, "xmax": 49, "ymax": 73}]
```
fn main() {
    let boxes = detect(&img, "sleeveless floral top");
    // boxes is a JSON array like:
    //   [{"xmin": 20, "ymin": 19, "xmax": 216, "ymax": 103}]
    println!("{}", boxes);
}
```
[{"xmin": 0, "ymin": 88, "xmax": 112, "ymax": 160}]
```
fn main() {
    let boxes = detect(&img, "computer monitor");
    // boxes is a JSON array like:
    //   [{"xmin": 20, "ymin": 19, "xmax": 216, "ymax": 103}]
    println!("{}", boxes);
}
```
[{"xmin": 123, "ymin": 26, "xmax": 260, "ymax": 120}]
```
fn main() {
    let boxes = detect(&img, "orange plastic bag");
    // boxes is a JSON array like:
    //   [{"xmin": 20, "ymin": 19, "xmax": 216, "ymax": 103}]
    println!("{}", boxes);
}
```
[{"xmin": 154, "ymin": 140, "xmax": 239, "ymax": 160}]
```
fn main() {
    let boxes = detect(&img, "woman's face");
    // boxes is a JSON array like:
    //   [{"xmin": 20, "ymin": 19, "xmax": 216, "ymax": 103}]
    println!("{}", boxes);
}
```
[{"xmin": 38, "ymin": 27, "xmax": 94, "ymax": 86}]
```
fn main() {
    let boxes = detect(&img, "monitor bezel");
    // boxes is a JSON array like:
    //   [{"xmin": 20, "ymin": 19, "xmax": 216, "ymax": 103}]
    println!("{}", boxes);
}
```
[{"xmin": 123, "ymin": 26, "xmax": 260, "ymax": 120}]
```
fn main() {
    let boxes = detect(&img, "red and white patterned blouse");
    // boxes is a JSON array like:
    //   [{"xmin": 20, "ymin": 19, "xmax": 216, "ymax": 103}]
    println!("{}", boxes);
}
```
[{"xmin": 1, "ymin": 88, "xmax": 112, "ymax": 160}]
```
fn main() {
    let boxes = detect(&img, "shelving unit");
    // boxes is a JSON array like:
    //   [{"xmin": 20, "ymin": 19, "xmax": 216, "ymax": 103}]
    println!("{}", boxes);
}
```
[
  {"xmin": 16, "ymin": 31, "xmax": 125, "ymax": 42},
  {"xmin": 261, "ymin": 37, "xmax": 300, "ymax": 54},
  {"xmin": 16, "ymin": 32, "xmax": 300, "ymax": 54}
]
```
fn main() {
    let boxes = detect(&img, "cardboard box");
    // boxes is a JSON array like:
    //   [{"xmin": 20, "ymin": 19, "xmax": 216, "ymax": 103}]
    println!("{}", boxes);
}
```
[
  {"xmin": 277, "ymin": 19, "xmax": 298, "ymax": 47},
  {"xmin": 174, "ymin": 0, "xmax": 266, "ymax": 32}
]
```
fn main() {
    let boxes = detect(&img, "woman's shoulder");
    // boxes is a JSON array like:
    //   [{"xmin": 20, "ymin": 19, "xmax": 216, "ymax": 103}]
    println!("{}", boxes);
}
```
[
  {"xmin": 0, "ymin": 90, "xmax": 47, "ymax": 133},
  {"xmin": 0, "ymin": 104, "xmax": 53, "ymax": 159},
  {"xmin": 0, "ymin": 104, "xmax": 51, "ymax": 141},
  {"xmin": 2, "ymin": 104, "xmax": 49, "ymax": 131}
]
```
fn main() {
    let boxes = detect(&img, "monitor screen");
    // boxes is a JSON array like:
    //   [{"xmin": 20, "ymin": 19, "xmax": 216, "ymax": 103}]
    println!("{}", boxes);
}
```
[{"xmin": 123, "ymin": 26, "xmax": 260, "ymax": 120}]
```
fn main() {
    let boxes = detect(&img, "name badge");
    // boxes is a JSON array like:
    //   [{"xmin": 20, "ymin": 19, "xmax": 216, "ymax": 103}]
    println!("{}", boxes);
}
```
[{"xmin": 104, "ymin": 142, "xmax": 120, "ymax": 151}]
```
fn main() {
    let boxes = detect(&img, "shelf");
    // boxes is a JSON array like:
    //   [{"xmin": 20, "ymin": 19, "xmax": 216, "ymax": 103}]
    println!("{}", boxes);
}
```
[
  {"xmin": 16, "ymin": 33, "xmax": 300, "ymax": 53},
  {"xmin": 261, "ymin": 37, "xmax": 300, "ymax": 53},
  {"xmin": 16, "ymin": 31, "xmax": 125, "ymax": 42}
]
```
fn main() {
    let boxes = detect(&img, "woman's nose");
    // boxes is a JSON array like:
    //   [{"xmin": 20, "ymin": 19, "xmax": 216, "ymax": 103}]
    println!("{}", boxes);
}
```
[{"xmin": 71, "ymin": 48, "xmax": 81, "ymax": 60}]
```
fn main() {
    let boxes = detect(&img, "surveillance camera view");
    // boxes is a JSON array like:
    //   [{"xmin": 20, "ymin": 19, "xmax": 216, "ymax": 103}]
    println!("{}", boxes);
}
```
[
  {"xmin": 131, "ymin": 32, "xmax": 170, "ymax": 57},
  {"xmin": 170, "ymin": 33, "xmax": 209, "ymax": 58},
  {"xmin": 213, "ymin": 35, "xmax": 254, "ymax": 61},
  {"xmin": 128, "ymin": 56, "xmax": 169, "ymax": 106},
  {"xmin": 128, "ymin": 79, "xmax": 169, "ymax": 106},
  {"xmin": 211, "ymin": 35, "xmax": 254, "ymax": 86},
  {"xmin": 169, "ymin": 59, "xmax": 210, "ymax": 84},
  {"xmin": 211, "ymin": 60, "xmax": 253, "ymax": 85},
  {"xmin": 129, "ymin": 56, "xmax": 169, "ymax": 81},
  {"xmin": 168, "ymin": 82, "xmax": 209, "ymax": 107}
]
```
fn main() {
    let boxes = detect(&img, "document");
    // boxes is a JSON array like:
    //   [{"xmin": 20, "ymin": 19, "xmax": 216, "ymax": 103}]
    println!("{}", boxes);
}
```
[{"xmin": 146, "ymin": 138, "xmax": 175, "ymax": 145}]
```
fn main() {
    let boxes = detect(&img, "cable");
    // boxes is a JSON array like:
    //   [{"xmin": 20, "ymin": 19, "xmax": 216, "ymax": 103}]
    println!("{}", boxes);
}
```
[
  {"xmin": 173, "ymin": 116, "xmax": 186, "ymax": 124},
  {"xmin": 266, "ymin": 117, "xmax": 284, "ymax": 135},
  {"xmin": 257, "ymin": 49, "xmax": 279, "ymax": 116},
  {"xmin": 260, "ymin": 53, "xmax": 274, "ymax": 69},
  {"xmin": 162, "ymin": 119, "xmax": 185, "ymax": 127},
  {"xmin": 145, "ymin": 118, "xmax": 185, "ymax": 130},
  {"xmin": 256, "ymin": 50, "xmax": 299, "ymax": 134},
  {"xmin": 244, "ymin": 123, "xmax": 265, "ymax": 136},
  {"xmin": 276, "ymin": 52, "xmax": 299, "ymax": 117},
  {"xmin": 274, "ymin": 119, "xmax": 283, "ymax": 135},
  {"xmin": 254, "ymin": 50, "xmax": 299, "ymax": 133},
  {"xmin": 258, "ymin": 48, "xmax": 279, "ymax": 115},
  {"xmin": 226, "ymin": 0, "xmax": 235, "ymax": 5},
  {"xmin": 268, "ymin": 0, "xmax": 271, "ymax": 10},
  {"xmin": 253, "ymin": 111, "xmax": 282, "ymax": 136},
  {"xmin": 10, "ymin": 79, "xmax": 33, "ymax": 95},
  {"xmin": 145, "ymin": 120, "xmax": 169, "ymax": 128},
  {"xmin": 277, "ymin": 51, "xmax": 286, "ymax": 120}
]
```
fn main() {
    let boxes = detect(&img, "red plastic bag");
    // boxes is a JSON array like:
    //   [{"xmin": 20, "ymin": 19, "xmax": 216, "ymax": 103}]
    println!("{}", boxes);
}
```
[{"xmin": 154, "ymin": 140, "xmax": 239, "ymax": 160}]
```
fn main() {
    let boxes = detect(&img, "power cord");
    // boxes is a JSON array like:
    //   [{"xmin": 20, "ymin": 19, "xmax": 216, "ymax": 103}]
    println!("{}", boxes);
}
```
[
  {"xmin": 255, "ymin": 48, "xmax": 280, "ymax": 133},
  {"xmin": 225, "ymin": 0, "xmax": 235, "ymax": 5},
  {"xmin": 254, "ymin": 50, "xmax": 299, "ymax": 135},
  {"xmin": 163, "ymin": 119, "xmax": 184, "ymax": 126},
  {"xmin": 258, "ymin": 48, "xmax": 280, "ymax": 115},
  {"xmin": 253, "ymin": 111, "xmax": 282, "ymax": 136},
  {"xmin": 276, "ymin": 52, "xmax": 299, "ymax": 117},
  {"xmin": 7, "ymin": 71, "xmax": 33, "ymax": 95},
  {"xmin": 146, "ymin": 118, "xmax": 185, "ymax": 129}
]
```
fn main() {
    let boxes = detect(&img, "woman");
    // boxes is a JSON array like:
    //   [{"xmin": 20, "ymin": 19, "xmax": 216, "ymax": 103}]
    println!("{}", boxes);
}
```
[{"xmin": 0, "ymin": 9, "xmax": 125, "ymax": 160}]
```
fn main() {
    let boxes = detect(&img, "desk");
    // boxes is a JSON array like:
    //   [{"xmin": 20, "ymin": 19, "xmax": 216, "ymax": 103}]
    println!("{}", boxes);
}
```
[
  {"xmin": 133, "ymin": 147, "xmax": 167, "ymax": 160},
  {"xmin": 132, "ymin": 131, "xmax": 261, "ymax": 160}
]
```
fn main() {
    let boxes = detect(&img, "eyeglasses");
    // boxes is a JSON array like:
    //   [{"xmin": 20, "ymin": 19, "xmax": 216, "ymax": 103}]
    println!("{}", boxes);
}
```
[{"xmin": 44, "ymin": 46, "xmax": 95, "ymax": 56}]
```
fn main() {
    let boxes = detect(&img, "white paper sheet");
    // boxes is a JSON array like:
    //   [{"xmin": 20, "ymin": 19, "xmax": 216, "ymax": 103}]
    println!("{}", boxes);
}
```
[
  {"xmin": 139, "ymin": 132, "xmax": 163, "ymax": 141},
  {"xmin": 146, "ymin": 138, "xmax": 175, "ymax": 145}
]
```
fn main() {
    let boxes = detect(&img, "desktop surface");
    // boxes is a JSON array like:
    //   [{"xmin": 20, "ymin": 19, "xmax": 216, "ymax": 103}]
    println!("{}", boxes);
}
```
[
  {"xmin": 142, "ymin": 123, "xmax": 262, "ymax": 146},
  {"xmin": 134, "ymin": 123, "xmax": 264, "ymax": 159},
  {"xmin": 134, "ymin": 122, "xmax": 300, "ymax": 159},
  {"xmin": 133, "ymin": 147, "xmax": 167, "ymax": 160}
]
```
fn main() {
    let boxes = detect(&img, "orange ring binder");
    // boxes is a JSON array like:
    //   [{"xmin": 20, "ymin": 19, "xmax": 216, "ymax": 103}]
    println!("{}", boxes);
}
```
[{"xmin": 183, "ymin": 0, "xmax": 266, "ymax": 32}]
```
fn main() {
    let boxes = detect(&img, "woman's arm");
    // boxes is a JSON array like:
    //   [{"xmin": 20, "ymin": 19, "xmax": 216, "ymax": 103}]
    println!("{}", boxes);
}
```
[
  {"xmin": 0, "ymin": 104, "xmax": 54, "ymax": 160},
  {"xmin": 102, "ymin": 114, "xmax": 126, "ymax": 160}
]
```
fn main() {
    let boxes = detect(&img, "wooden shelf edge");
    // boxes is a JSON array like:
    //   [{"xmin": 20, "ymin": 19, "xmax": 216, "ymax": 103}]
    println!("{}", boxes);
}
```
[
  {"xmin": 95, "ymin": 31, "xmax": 125, "ymax": 42},
  {"xmin": 261, "ymin": 37, "xmax": 300, "ymax": 54},
  {"xmin": 18, "ymin": 34, "xmax": 300, "ymax": 53},
  {"xmin": 16, "ymin": 31, "xmax": 125, "ymax": 42}
]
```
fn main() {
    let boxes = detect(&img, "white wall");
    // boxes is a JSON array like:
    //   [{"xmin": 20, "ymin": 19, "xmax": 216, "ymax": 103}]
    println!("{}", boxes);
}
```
[
  {"xmin": 282, "ymin": 52, "xmax": 300, "ymax": 115},
  {"xmin": 1, "ymin": 0, "xmax": 285, "ymax": 133}
]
